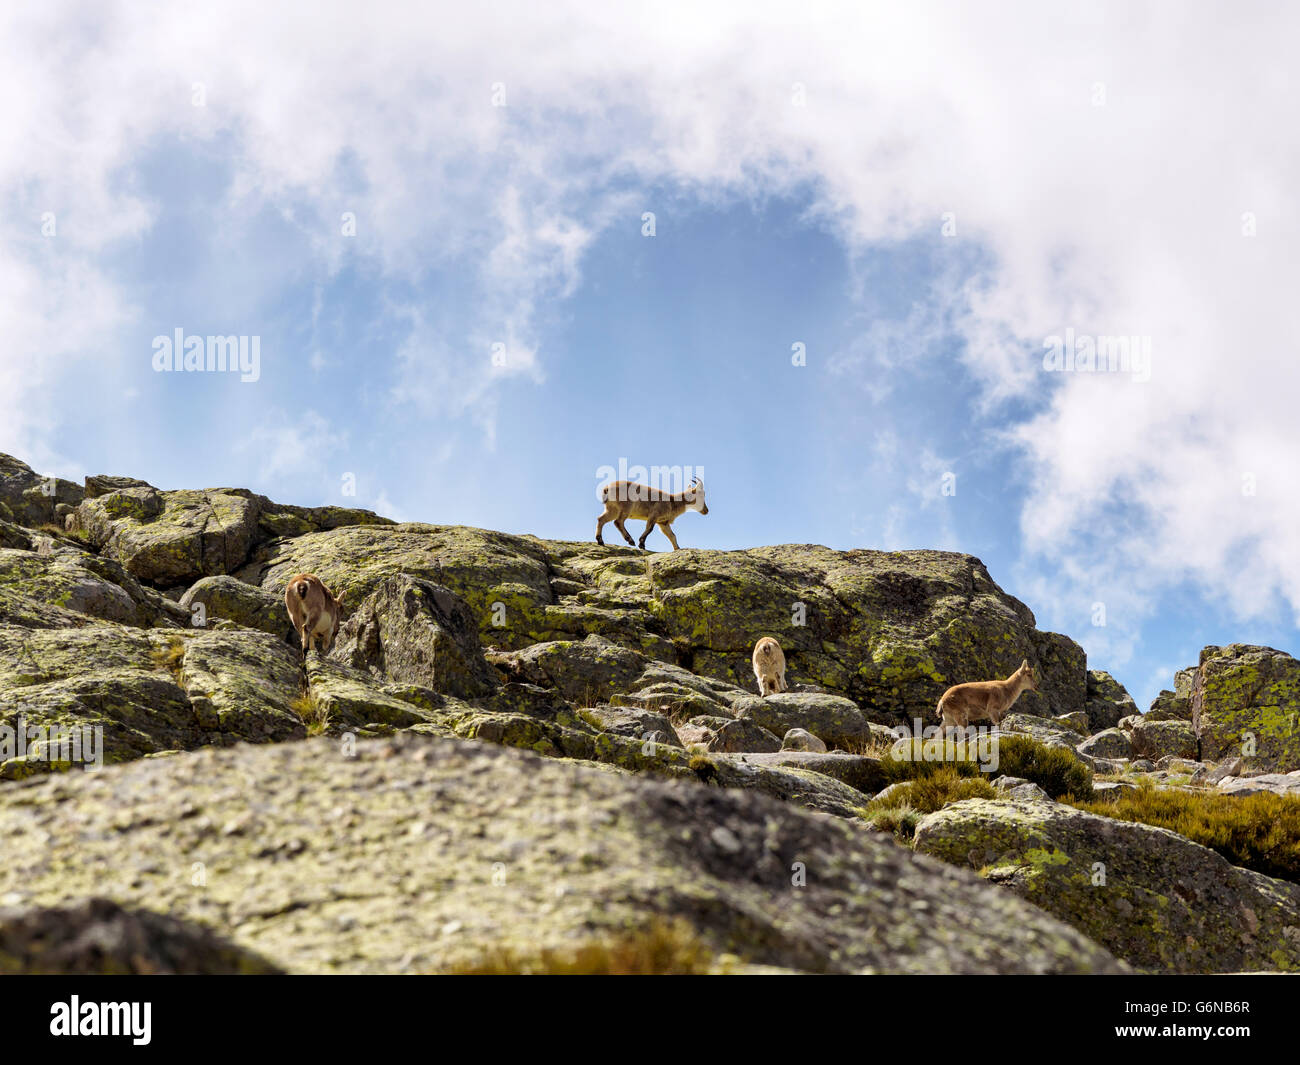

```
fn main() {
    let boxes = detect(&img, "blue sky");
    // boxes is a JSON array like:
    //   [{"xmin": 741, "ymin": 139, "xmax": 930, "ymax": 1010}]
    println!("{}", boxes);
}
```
[{"xmin": 3, "ymin": 2, "xmax": 1298, "ymax": 711}]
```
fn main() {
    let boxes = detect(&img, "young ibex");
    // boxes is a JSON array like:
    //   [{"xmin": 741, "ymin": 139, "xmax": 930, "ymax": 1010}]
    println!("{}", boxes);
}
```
[
  {"xmin": 284, "ymin": 573, "xmax": 344, "ymax": 655},
  {"xmin": 936, "ymin": 659, "xmax": 1038, "ymax": 732},
  {"xmin": 752, "ymin": 636, "xmax": 788, "ymax": 696},
  {"xmin": 595, "ymin": 476, "xmax": 708, "ymax": 551}
]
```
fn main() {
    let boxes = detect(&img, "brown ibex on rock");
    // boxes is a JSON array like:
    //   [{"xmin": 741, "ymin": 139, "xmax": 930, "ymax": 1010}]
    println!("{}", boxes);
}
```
[
  {"xmin": 595, "ymin": 476, "xmax": 708, "ymax": 551},
  {"xmin": 936, "ymin": 659, "xmax": 1038, "ymax": 732},
  {"xmin": 284, "ymin": 573, "xmax": 344, "ymax": 655}
]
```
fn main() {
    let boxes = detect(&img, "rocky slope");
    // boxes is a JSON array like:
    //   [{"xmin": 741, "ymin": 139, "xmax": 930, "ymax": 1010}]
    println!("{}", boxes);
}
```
[{"xmin": 2, "ymin": 452, "xmax": 1299, "ymax": 973}]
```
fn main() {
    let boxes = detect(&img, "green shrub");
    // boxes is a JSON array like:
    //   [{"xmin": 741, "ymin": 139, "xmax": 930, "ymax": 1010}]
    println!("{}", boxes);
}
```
[
  {"xmin": 861, "ymin": 805, "xmax": 923, "ymax": 840},
  {"xmin": 877, "ymin": 732, "xmax": 1092, "ymax": 801},
  {"xmin": 1071, "ymin": 785, "xmax": 1300, "ymax": 884},
  {"xmin": 860, "ymin": 768, "xmax": 997, "ymax": 840},
  {"xmin": 992, "ymin": 735, "xmax": 1093, "ymax": 801}
]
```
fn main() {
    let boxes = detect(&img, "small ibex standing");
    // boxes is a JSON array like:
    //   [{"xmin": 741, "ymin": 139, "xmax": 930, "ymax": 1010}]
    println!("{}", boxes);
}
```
[
  {"xmin": 936, "ymin": 659, "xmax": 1038, "ymax": 732},
  {"xmin": 285, "ymin": 573, "xmax": 344, "ymax": 655},
  {"xmin": 595, "ymin": 476, "xmax": 708, "ymax": 551},
  {"xmin": 752, "ymin": 636, "xmax": 788, "ymax": 697}
]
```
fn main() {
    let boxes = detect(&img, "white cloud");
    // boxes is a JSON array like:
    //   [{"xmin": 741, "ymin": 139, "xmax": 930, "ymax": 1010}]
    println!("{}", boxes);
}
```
[
  {"xmin": 0, "ymin": 1, "xmax": 1296, "ymax": 639},
  {"xmin": 238, "ymin": 410, "xmax": 343, "ymax": 481}
]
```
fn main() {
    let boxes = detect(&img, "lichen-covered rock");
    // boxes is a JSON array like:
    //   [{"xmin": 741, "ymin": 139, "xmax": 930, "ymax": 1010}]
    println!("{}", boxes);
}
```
[
  {"xmin": 493, "ymin": 634, "xmax": 647, "ymax": 703},
  {"xmin": 703, "ymin": 753, "xmax": 876, "ymax": 818},
  {"xmin": 1053, "ymin": 711, "xmax": 1091, "ymax": 735},
  {"xmin": 0, "ymin": 454, "xmax": 81, "ymax": 528},
  {"xmin": 244, "ymin": 526, "xmax": 1088, "ymax": 725},
  {"xmin": 914, "ymin": 799, "xmax": 1300, "ymax": 973},
  {"xmin": 1192, "ymin": 645, "xmax": 1300, "ymax": 773},
  {"xmin": 333, "ymin": 575, "xmax": 498, "ymax": 700},
  {"xmin": 1147, "ymin": 692, "xmax": 1191, "ymax": 720},
  {"xmin": 0, "ymin": 520, "xmax": 34, "ymax": 552},
  {"xmin": 70, "ymin": 486, "xmax": 263, "ymax": 585},
  {"xmin": 733, "ymin": 692, "xmax": 871, "ymax": 750},
  {"xmin": 68, "ymin": 471, "xmax": 390, "ymax": 589},
  {"xmin": 438, "ymin": 705, "xmax": 865, "ymax": 818},
  {"xmin": 1217, "ymin": 772, "xmax": 1300, "ymax": 798},
  {"xmin": 1000, "ymin": 712, "xmax": 1085, "ymax": 750},
  {"xmin": 0, "ymin": 897, "xmax": 283, "ymax": 974},
  {"xmin": 0, "ymin": 734, "xmax": 1125, "ymax": 974},
  {"xmin": 1090, "ymin": 781, "xmax": 1140, "ymax": 803},
  {"xmin": 492, "ymin": 635, "xmax": 744, "ymax": 725},
  {"xmin": 178, "ymin": 629, "xmax": 306, "ymax": 742},
  {"xmin": 1083, "ymin": 670, "xmax": 1138, "ymax": 733},
  {"xmin": 781, "ymin": 727, "xmax": 827, "ymax": 753},
  {"xmin": 83, "ymin": 474, "xmax": 153, "ymax": 499},
  {"xmin": 737, "ymin": 750, "xmax": 886, "ymax": 795},
  {"xmin": 1078, "ymin": 727, "xmax": 1133, "ymax": 761},
  {"xmin": 0, "ymin": 544, "xmax": 187, "ymax": 629},
  {"xmin": 703, "ymin": 718, "xmax": 780, "ymax": 753},
  {"xmin": 1146, "ymin": 666, "xmax": 1196, "ymax": 720},
  {"xmin": 1126, "ymin": 717, "xmax": 1198, "ymax": 761},
  {"xmin": 0, "ymin": 626, "xmax": 207, "ymax": 772},
  {"xmin": 579, "ymin": 704, "xmax": 682, "ymax": 748},
  {"xmin": 179, "ymin": 575, "xmax": 289, "ymax": 639},
  {"xmin": 303, "ymin": 656, "xmax": 443, "ymax": 731}
]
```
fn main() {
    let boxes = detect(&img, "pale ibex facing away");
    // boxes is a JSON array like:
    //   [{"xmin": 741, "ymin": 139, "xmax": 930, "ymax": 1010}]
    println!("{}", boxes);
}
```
[
  {"xmin": 752, "ymin": 636, "xmax": 788, "ymax": 696},
  {"xmin": 595, "ymin": 476, "xmax": 708, "ymax": 551},
  {"xmin": 285, "ymin": 573, "xmax": 344, "ymax": 655},
  {"xmin": 936, "ymin": 659, "xmax": 1038, "ymax": 733}
]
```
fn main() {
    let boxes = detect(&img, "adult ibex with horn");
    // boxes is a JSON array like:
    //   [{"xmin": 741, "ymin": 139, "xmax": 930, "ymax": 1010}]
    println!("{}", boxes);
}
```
[{"xmin": 595, "ymin": 475, "xmax": 709, "ymax": 551}]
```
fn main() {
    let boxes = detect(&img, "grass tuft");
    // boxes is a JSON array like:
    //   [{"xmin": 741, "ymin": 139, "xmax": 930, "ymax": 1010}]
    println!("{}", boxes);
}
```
[
  {"xmin": 834, "ymin": 734, "xmax": 896, "ymax": 758},
  {"xmin": 290, "ymin": 691, "xmax": 331, "ymax": 736},
  {"xmin": 688, "ymin": 751, "xmax": 719, "ymax": 783},
  {"xmin": 860, "ymin": 768, "xmax": 997, "ymax": 840},
  {"xmin": 149, "ymin": 637, "xmax": 187, "ymax": 684}
]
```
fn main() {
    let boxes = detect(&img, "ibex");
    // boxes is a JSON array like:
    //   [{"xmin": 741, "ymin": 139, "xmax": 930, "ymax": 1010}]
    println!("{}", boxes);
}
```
[
  {"xmin": 595, "ymin": 476, "xmax": 708, "ymax": 551},
  {"xmin": 284, "ymin": 573, "xmax": 344, "ymax": 655},
  {"xmin": 752, "ymin": 636, "xmax": 788, "ymax": 696},
  {"xmin": 936, "ymin": 659, "xmax": 1038, "ymax": 732}
]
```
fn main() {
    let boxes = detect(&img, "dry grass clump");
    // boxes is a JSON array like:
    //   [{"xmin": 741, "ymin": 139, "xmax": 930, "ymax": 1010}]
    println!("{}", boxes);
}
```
[
  {"xmin": 1070, "ymin": 785, "xmax": 1300, "ymax": 883},
  {"xmin": 149, "ymin": 637, "xmax": 187, "ymax": 684},
  {"xmin": 445, "ymin": 920, "xmax": 720, "ymax": 975},
  {"xmin": 290, "ymin": 691, "xmax": 331, "ymax": 736}
]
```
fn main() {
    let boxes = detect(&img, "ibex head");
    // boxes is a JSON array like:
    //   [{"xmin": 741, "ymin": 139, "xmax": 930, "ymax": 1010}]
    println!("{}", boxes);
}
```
[
  {"xmin": 1018, "ymin": 659, "xmax": 1038, "ymax": 691},
  {"xmin": 687, "ymin": 476, "xmax": 708, "ymax": 515}
]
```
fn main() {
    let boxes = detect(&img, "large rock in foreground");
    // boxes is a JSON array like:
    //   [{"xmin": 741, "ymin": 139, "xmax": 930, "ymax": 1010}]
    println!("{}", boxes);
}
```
[
  {"xmin": 0, "ymin": 734, "xmax": 1126, "ymax": 975},
  {"xmin": 914, "ymin": 799, "xmax": 1300, "ymax": 973}
]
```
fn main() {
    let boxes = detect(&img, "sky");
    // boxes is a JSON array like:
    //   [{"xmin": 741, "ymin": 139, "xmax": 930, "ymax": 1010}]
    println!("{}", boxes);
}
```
[{"xmin": 2, "ymin": 0, "xmax": 1298, "ymax": 710}]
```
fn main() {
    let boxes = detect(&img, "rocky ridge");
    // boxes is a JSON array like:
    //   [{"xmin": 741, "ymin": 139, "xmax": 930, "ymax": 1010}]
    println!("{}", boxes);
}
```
[{"xmin": 2, "ymin": 452, "xmax": 1299, "ymax": 973}]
